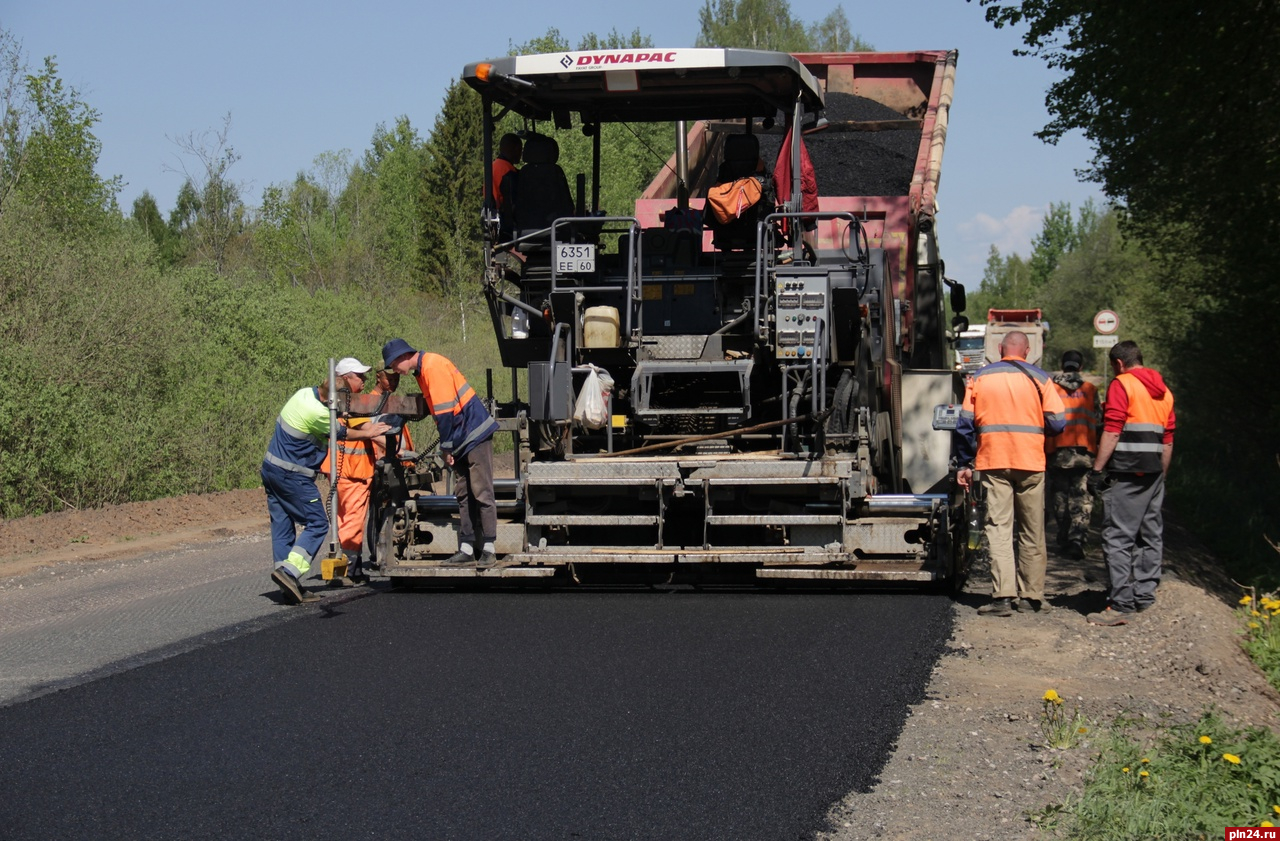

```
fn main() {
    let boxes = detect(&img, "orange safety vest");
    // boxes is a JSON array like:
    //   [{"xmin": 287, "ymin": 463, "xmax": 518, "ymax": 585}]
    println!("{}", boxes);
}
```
[
  {"xmin": 415, "ymin": 352, "xmax": 479, "ymax": 418},
  {"xmin": 1047, "ymin": 380, "xmax": 1099, "ymax": 455},
  {"xmin": 492, "ymin": 158, "xmax": 516, "ymax": 204},
  {"xmin": 1110, "ymin": 372, "xmax": 1174, "ymax": 473},
  {"xmin": 320, "ymin": 418, "xmax": 376, "ymax": 481},
  {"xmin": 963, "ymin": 360, "xmax": 1066, "ymax": 472}
]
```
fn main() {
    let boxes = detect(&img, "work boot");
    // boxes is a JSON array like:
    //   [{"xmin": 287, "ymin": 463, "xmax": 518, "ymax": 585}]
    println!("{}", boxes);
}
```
[
  {"xmin": 1086, "ymin": 606, "xmax": 1133, "ymax": 626},
  {"xmin": 442, "ymin": 550, "xmax": 474, "ymax": 565},
  {"xmin": 477, "ymin": 550, "xmax": 498, "ymax": 568},
  {"xmin": 1014, "ymin": 597, "xmax": 1051, "ymax": 613},
  {"xmin": 977, "ymin": 597, "xmax": 1014, "ymax": 617},
  {"xmin": 271, "ymin": 569, "xmax": 320, "ymax": 605}
]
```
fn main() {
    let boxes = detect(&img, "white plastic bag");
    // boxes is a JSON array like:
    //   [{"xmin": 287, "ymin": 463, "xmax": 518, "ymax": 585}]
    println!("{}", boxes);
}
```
[{"xmin": 573, "ymin": 365, "xmax": 614, "ymax": 430}]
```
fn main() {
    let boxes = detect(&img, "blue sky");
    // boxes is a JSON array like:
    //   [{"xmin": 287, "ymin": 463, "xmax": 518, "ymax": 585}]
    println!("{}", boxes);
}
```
[{"xmin": 3, "ymin": 0, "xmax": 1102, "ymax": 285}]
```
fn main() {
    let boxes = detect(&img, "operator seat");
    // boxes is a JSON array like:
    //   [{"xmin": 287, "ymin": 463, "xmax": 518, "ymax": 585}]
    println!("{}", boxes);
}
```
[
  {"xmin": 706, "ymin": 133, "xmax": 772, "ymax": 252},
  {"xmin": 501, "ymin": 133, "xmax": 575, "ymax": 249}
]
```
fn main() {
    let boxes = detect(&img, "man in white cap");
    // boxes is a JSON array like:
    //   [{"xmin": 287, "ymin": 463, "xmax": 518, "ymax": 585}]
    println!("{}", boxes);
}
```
[{"xmin": 263, "ymin": 358, "xmax": 390, "ymax": 605}]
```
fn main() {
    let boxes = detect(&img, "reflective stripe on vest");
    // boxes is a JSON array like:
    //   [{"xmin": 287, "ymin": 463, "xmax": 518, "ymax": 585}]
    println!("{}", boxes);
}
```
[
  {"xmin": 964, "ymin": 362, "xmax": 1065, "ymax": 472},
  {"xmin": 277, "ymin": 416, "xmax": 317, "ymax": 442},
  {"xmin": 264, "ymin": 450, "xmax": 317, "ymax": 478},
  {"xmin": 417, "ymin": 352, "xmax": 478, "ymax": 418},
  {"xmin": 1111, "ymin": 373, "xmax": 1173, "ymax": 473}
]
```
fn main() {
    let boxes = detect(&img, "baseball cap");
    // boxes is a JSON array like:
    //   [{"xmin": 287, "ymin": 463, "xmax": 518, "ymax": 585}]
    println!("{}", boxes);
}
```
[
  {"xmin": 1061, "ymin": 350, "xmax": 1084, "ymax": 372},
  {"xmin": 335, "ymin": 357, "xmax": 372, "ymax": 376},
  {"xmin": 382, "ymin": 338, "xmax": 417, "ymax": 369}
]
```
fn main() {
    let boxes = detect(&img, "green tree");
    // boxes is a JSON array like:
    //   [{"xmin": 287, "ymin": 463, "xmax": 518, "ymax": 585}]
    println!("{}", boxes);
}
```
[
  {"xmin": 421, "ymin": 80, "xmax": 484, "ymax": 294},
  {"xmin": 807, "ymin": 7, "xmax": 874, "ymax": 52},
  {"xmin": 697, "ymin": 0, "xmax": 810, "ymax": 51},
  {"xmin": 12, "ymin": 56, "xmax": 119, "ymax": 231},
  {"xmin": 360, "ymin": 116, "xmax": 429, "ymax": 289},
  {"xmin": 1027, "ymin": 201, "xmax": 1078, "ymax": 287},
  {"xmin": 130, "ymin": 190, "xmax": 182, "ymax": 264},
  {"xmin": 166, "ymin": 115, "xmax": 245, "ymax": 273},
  {"xmin": 0, "ymin": 27, "xmax": 29, "ymax": 217}
]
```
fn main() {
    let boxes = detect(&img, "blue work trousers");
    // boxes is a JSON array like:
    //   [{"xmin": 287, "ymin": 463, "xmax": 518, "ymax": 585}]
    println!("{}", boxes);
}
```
[{"xmin": 261, "ymin": 460, "xmax": 329, "ymax": 576}]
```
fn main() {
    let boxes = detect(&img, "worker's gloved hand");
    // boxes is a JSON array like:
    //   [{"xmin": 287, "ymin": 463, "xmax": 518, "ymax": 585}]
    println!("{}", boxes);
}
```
[{"xmin": 1086, "ymin": 469, "xmax": 1107, "ymax": 497}]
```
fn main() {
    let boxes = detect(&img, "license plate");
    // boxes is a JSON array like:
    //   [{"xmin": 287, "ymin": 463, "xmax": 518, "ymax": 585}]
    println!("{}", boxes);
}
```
[{"xmin": 555, "ymin": 243, "xmax": 595, "ymax": 274}]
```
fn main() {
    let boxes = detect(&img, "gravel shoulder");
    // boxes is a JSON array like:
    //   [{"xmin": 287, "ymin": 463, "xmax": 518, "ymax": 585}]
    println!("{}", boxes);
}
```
[
  {"xmin": 821, "ymin": 519, "xmax": 1280, "ymax": 840},
  {"xmin": 3, "ymin": 491, "xmax": 1275, "ymax": 838}
]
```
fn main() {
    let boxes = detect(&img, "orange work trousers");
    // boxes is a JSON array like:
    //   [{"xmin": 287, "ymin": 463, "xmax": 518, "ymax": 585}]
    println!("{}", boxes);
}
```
[{"xmin": 335, "ymin": 475, "xmax": 372, "ymax": 553}]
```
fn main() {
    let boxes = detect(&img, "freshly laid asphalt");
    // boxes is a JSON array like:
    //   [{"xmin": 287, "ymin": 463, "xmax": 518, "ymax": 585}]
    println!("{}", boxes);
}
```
[{"xmin": 0, "ymin": 550, "xmax": 953, "ymax": 841}]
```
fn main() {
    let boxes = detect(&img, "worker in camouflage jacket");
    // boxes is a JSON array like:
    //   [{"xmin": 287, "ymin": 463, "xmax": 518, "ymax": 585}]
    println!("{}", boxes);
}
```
[{"xmin": 1046, "ymin": 350, "xmax": 1101, "ymax": 560}]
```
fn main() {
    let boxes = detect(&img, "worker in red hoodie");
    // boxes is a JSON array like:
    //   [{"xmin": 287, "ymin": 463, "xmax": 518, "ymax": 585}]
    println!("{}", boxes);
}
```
[{"xmin": 1086, "ymin": 340, "xmax": 1176, "ymax": 626}]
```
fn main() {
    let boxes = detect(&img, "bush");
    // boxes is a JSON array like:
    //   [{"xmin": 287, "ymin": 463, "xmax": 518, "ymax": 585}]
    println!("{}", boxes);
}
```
[{"xmin": 0, "ymin": 199, "xmax": 506, "ymax": 519}]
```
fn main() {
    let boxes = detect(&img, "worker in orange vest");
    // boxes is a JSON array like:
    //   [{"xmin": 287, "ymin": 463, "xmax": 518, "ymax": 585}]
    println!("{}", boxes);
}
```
[
  {"xmin": 383, "ymin": 338, "xmax": 500, "ymax": 567},
  {"xmin": 955, "ymin": 331, "xmax": 1067, "ymax": 617},
  {"xmin": 491, "ymin": 133, "xmax": 523, "ymax": 208},
  {"xmin": 1086, "ymin": 340, "xmax": 1175, "ymax": 626},
  {"xmin": 320, "ymin": 367, "xmax": 415, "ymax": 586},
  {"xmin": 1046, "ymin": 349, "xmax": 1101, "ymax": 560}
]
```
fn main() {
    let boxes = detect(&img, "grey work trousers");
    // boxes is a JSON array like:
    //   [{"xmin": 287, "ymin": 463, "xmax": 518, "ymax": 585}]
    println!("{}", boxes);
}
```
[
  {"xmin": 454, "ymin": 437, "xmax": 497, "ymax": 546},
  {"xmin": 1100, "ymin": 472, "xmax": 1165, "ymax": 611},
  {"xmin": 981, "ymin": 468, "xmax": 1047, "ymax": 602}
]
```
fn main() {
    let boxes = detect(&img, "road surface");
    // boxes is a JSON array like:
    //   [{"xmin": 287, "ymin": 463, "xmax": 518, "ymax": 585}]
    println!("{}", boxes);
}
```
[{"xmin": 0, "ymin": 536, "xmax": 953, "ymax": 840}]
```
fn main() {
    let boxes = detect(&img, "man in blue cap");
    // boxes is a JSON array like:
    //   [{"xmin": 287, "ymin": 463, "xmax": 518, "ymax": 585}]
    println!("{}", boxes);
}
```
[{"xmin": 383, "ymin": 338, "xmax": 500, "ymax": 566}]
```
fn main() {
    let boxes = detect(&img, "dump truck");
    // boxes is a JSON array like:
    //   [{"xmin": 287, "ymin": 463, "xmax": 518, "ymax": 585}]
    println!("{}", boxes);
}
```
[
  {"xmin": 366, "ymin": 47, "xmax": 972, "ymax": 586},
  {"xmin": 982, "ymin": 308, "xmax": 1046, "ymax": 368},
  {"xmin": 954, "ymin": 324, "xmax": 987, "ymax": 372}
]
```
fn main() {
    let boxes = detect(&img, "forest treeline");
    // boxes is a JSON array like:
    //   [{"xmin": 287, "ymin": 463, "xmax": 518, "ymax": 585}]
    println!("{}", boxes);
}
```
[{"xmin": 1, "ymin": 0, "xmax": 1276, "ymax": 583}]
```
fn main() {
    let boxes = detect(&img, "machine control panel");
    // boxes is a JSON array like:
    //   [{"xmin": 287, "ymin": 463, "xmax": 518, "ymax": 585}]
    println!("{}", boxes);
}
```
[{"xmin": 775, "ymin": 275, "xmax": 828, "ymax": 359}]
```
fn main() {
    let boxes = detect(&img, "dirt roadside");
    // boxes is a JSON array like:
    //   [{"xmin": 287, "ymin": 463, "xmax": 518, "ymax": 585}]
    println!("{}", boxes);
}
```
[{"xmin": 3, "ymin": 492, "xmax": 1276, "ymax": 838}]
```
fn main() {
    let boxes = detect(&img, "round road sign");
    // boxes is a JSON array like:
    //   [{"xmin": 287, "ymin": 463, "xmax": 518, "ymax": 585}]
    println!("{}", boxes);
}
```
[{"xmin": 1093, "ymin": 310, "xmax": 1119, "ymax": 335}]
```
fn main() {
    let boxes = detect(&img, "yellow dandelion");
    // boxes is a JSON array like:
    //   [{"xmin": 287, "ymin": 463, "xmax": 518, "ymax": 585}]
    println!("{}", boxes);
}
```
[
  {"xmin": 1241, "ymin": 595, "xmax": 1254, "ymax": 605},
  {"xmin": 1141, "ymin": 758, "xmax": 1150, "ymax": 763},
  {"xmin": 1199, "ymin": 736, "xmax": 1213, "ymax": 745},
  {"xmin": 1250, "ymin": 622, "xmax": 1262, "ymax": 630},
  {"xmin": 1264, "ymin": 822, "xmax": 1274, "ymax": 828},
  {"xmin": 1139, "ymin": 770, "xmax": 1149, "ymax": 778},
  {"xmin": 1272, "ymin": 805, "xmax": 1280, "ymax": 814},
  {"xmin": 1253, "ymin": 610, "xmax": 1262, "ymax": 617},
  {"xmin": 1122, "ymin": 767, "xmax": 1130, "ymax": 773},
  {"xmin": 1078, "ymin": 727, "xmax": 1089, "ymax": 734},
  {"xmin": 1223, "ymin": 753, "xmax": 1242, "ymax": 764},
  {"xmin": 1043, "ymin": 689, "xmax": 1061, "ymax": 704}
]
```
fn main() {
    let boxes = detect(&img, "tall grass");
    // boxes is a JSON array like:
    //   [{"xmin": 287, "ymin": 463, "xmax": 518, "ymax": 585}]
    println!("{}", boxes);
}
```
[{"xmin": 1061, "ymin": 712, "xmax": 1280, "ymax": 839}]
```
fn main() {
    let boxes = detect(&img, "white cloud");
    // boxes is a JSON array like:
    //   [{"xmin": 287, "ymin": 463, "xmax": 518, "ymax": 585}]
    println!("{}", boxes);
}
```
[
  {"xmin": 942, "ymin": 204, "xmax": 1047, "ymax": 284},
  {"xmin": 958, "ymin": 205, "xmax": 1044, "ymax": 258}
]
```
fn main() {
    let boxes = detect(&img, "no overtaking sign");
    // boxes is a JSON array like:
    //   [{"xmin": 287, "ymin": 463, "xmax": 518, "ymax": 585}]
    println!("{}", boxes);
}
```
[{"xmin": 1093, "ymin": 310, "xmax": 1119, "ymax": 334}]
